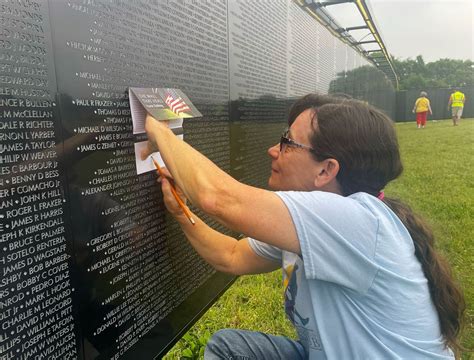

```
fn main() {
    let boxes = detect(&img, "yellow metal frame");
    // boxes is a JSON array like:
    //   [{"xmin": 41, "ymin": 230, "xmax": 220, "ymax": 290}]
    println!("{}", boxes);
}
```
[{"xmin": 295, "ymin": 0, "xmax": 399, "ymax": 89}]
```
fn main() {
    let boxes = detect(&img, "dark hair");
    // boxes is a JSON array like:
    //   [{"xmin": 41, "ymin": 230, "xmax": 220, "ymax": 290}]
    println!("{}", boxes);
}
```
[{"xmin": 289, "ymin": 93, "xmax": 466, "ymax": 355}]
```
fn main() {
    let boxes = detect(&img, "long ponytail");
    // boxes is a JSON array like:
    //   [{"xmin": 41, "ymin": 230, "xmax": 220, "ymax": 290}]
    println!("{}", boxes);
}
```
[{"xmin": 383, "ymin": 198, "xmax": 466, "ymax": 356}]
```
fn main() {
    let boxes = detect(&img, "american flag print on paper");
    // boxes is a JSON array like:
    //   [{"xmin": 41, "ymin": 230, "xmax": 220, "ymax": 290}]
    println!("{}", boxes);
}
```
[{"xmin": 165, "ymin": 89, "xmax": 191, "ymax": 115}]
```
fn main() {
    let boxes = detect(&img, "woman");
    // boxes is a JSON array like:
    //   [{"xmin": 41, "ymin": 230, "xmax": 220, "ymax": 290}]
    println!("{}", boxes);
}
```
[
  {"xmin": 144, "ymin": 94, "xmax": 465, "ymax": 359},
  {"xmin": 413, "ymin": 91, "xmax": 433, "ymax": 128}
]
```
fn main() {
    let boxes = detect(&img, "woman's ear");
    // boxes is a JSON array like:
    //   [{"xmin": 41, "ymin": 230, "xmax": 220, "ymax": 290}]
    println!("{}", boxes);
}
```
[{"xmin": 313, "ymin": 158, "xmax": 340, "ymax": 189}]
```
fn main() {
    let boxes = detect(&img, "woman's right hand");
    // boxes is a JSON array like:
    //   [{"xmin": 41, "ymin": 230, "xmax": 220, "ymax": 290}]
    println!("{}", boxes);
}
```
[
  {"xmin": 141, "ymin": 114, "xmax": 170, "ymax": 160},
  {"xmin": 157, "ymin": 167, "xmax": 190, "ymax": 221}
]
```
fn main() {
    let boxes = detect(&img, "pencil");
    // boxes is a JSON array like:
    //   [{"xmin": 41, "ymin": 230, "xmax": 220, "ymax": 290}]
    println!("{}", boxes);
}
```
[{"xmin": 151, "ymin": 157, "xmax": 196, "ymax": 225}]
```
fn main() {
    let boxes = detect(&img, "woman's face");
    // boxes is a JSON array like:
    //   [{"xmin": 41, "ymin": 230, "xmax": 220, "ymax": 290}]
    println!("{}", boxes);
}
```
[{"xmin": 267, "ymin": 109, "xmax": 322, "ymax": 191}]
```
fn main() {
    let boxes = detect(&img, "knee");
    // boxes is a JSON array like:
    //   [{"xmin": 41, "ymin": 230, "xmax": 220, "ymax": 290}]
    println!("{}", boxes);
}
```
[{"xmin": 204, "ymin": 329, "xmax": 235, "ymax": 359}]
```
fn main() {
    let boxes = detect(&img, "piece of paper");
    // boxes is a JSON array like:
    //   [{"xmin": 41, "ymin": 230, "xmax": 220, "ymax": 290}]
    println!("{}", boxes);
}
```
[
  {"xmin": 129, "ymin": 92, "xmax": 150, "ymax": 134},
  {"xmin": 134, "ymin": 136, "xmax": 183, "ymax": 175},
  {"xmin": 129, "ymin": 87, "xmax": 201, "ymax": 134}
]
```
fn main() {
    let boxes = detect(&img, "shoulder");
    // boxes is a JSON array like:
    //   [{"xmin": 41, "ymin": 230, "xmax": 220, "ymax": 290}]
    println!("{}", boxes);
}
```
[
  {"xmin": 277, "ymin": 190, "xmax": 377, "ymax": 210},
  {"xmin": 275, "ymin": 190, "xmax": 414, "ymax": 238},
  {"xmin": 277, "ymin": 190, "xmax": 359, "ymax": 209},
  {"xmin": 276, "ymin": 191, "xmax": 380, "ymax": 232}
]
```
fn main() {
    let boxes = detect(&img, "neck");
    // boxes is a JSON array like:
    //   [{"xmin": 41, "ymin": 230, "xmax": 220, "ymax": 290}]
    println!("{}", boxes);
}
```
[{"xmin": 317, "ymin": 181, "xmax": 343, "ymax": 196}]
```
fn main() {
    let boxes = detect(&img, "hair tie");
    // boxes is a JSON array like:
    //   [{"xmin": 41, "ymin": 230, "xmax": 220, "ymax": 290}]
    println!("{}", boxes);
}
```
[{"xmin": 377, "ymin": 191, "xmax": 385, "ymax": 200}]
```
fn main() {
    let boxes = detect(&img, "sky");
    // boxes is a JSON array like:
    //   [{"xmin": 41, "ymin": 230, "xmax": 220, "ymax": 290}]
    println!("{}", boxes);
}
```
[{"xmin": 324, "ymin": 0, "xmax": 474, "ymax": 63}]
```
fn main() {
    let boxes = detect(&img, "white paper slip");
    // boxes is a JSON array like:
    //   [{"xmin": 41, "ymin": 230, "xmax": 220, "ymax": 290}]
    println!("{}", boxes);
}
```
[
  {"xmin": 168, "ymin": 118, "xmax": 184, "ymax": 130},
  {"xmin": 134, "ymin": 137, "xmax": 183, "ymax": 175},
  {"xmin": 129, "ymin": 89, "xmax": 149, "ymax": 134}
]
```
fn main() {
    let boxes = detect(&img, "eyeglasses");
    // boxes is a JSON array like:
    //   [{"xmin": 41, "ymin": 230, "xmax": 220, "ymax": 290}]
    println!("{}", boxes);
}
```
[{"xmin": 279, "ymin": 128, "xmax": 317, "ymax": 154}]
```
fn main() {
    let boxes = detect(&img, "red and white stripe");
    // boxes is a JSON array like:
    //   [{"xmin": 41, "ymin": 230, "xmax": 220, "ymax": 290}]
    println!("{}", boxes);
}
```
[{"xmin": 165, "ymin": 94, "xmax": 190, "ymax": 115}]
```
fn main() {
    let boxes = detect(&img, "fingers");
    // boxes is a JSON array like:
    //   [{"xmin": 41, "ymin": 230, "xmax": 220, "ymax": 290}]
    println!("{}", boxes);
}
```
[
  {"xmin": 143, "ymin": 114, "xmax": 172, "ymax": 161},
  {"xmin": 140, "ymin": 143, "xmax": 152, "ymax": 160},
  {"xmin": 145, "ymin": 113, "xmax": 170, "ymax": 131},
  {"xmin": 161, "ymin": 178, "xmax": 174, "ymax": 199},
  {"xmin": 156, "ymin": 167, "xmax": 171, "ymax": 183},
  {"xmin": 145, "ymin": 113, "xmax": 156, "ymax": 123},
  {"xmin": 160, "ymin": 178, "xmax": 175, "ymax": 210},
  {"xmin": 160, "ymin": 177, "xmax": 186, "ymax": 215},
  {"xmin": 140, "ymin": 140, "xmax": 159, "ymax": 160},
  {"xmin": 159, "ymin": 166, "xmax": 171, "ymax": 178},
  {"xmin": 158, "ymin": 172, "xmax": 187, "ymax": 203}
]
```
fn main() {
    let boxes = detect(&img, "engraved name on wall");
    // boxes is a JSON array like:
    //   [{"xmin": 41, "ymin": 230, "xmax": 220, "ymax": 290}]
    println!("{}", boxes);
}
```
[{"xmin": 0, "ymin": 1, "xmax": 77, "ymax": 359}]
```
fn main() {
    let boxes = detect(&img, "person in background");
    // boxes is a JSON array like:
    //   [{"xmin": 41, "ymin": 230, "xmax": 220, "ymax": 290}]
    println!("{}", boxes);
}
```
[
  {"xmin": 448, "ymin": 88, "xmax": 466, "ymax": 126},
  {"xmin": 412, "ymin": 91, "xmax": 432, "ymax": 129},
  {"xmin": 144, "ymin": 94, "xmax": 465, "ymax": 359}
]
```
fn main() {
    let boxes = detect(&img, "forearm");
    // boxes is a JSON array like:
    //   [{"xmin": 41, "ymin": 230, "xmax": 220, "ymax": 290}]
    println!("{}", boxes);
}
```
[
  {"xmin": 150, "ymin": 122, "xmax": 238, "ymax": 219},
  {"xmin": 174, "ymin": 210, "xmax": 240, "ymax": 274}
]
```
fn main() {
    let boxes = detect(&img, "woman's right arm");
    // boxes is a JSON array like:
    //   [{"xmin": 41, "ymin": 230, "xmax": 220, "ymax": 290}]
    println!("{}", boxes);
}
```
[{"xmin": 160, "ymin": 176, "xmax": 281, "ymax": 275}]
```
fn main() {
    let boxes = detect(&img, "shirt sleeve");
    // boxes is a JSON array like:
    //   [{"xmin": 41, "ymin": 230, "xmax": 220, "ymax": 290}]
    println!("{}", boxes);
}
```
[
  {"xmin": 276, "ymin": 191, "xmax": 380, "ymax": 294},
  {"xmin": 248, "ymin": 237, "xmax": 283, "ymax": 263}
]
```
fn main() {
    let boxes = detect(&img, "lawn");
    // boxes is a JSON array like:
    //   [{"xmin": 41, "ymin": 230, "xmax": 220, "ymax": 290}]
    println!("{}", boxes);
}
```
[{"xmin": 164, "ymin": 118, "xmax": 473, "ymax": 359}]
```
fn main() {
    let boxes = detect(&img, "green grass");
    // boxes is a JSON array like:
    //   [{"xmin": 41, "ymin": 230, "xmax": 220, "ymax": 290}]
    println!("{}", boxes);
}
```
[
  {"xmin": 388, "ymin": 119, "xmax": 474, "ymax": 358},
  {"xmin": 164, "ymin": 119, "xmax": 473, "ymax": 359}
]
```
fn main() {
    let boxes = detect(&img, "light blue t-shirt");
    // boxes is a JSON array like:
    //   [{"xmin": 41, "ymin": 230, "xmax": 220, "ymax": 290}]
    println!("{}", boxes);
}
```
[{"xmin": 248, "ymin": 191, "xmax": 453, "ymax": 359}]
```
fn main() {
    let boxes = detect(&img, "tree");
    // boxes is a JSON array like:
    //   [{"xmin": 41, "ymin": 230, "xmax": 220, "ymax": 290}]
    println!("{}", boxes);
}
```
[
  {"xmin": 328, "ymin": 56, "xmax": 473, "ymax": 103},
  {"xmin": 328, "ymin": 65, "xmax": 394, "ymax": 98},
  {"xmin": 393, "ymin": 56, "xmax": 474, "ymax": 90}
]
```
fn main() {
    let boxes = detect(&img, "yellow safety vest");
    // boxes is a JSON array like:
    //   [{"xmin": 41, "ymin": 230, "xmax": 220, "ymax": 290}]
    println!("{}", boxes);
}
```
[{"xmin": 451, "ymin": 91, "xmax": 465, "ymax": 107}]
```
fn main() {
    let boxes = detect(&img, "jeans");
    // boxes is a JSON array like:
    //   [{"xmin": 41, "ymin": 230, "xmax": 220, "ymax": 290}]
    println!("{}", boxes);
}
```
[{"xmin": 204, "ymin": 329, "xmax": 307, "ymax": 360}]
